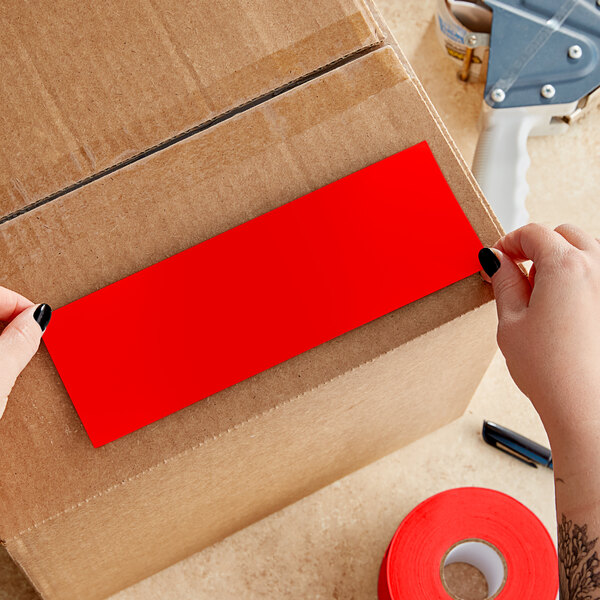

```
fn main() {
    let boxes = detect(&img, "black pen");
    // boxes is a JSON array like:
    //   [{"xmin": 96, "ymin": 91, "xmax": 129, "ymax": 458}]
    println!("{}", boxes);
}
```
[{"xmin": 482, "ymin": 420, "xmax": 553, "ymax": 470}]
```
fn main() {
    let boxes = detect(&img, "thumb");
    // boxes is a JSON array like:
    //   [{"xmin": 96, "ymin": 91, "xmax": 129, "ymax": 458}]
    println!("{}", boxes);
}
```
[
  {"xmin": 0, "ymin": 304, "xmax": 52, "ymax": 419},
  {"xmin": 478, "ymin": 248, "xmax": 531, "ymax": 319}
]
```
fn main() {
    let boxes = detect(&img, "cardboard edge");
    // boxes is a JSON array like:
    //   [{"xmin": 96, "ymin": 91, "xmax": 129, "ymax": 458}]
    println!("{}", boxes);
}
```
[
  {"xmin": 363, "ymin": 0, "xmax": 504, "ymax": 238},
  {"xmin": 3, "ymin": 544, "xmax": 47, "ymax": 600},
  {"xmin": 7, "ymin": 296, "xmax": 495, "ymax": 544},
  {"xmin": 357, "ymin": 0, "xmax": 385, "ymax": 41}
]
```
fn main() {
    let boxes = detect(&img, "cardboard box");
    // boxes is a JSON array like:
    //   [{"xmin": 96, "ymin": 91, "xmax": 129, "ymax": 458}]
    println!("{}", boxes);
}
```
[{"xmin": 0, "ymin": 2, "xmax": 502, "ymax": 599}]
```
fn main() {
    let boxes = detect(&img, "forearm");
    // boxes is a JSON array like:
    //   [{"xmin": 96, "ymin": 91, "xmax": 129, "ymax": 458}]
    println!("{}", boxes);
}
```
[
  {"xmin": 480, "ymin": 224, "xmax": 600, "ymax": 596},
  {"xmin": 547, "ymin": 424, "xmax": 600, "ymax": 598}
]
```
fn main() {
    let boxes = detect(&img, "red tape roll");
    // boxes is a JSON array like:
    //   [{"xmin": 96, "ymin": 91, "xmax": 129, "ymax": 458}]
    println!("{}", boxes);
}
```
[{"xmin": 378, "ymin": 488, "xmax": 558, "ymax": 599}]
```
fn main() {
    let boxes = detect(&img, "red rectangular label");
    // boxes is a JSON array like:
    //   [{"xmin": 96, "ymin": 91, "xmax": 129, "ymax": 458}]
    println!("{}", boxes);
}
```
[{"xmin": 43, "ymin": 141, "xmax": 483, "ymax": 447}]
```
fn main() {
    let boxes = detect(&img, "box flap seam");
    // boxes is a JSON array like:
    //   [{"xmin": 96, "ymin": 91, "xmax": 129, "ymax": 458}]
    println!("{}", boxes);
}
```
[{"xmin": 0, "ymin": 40, "xmax": 384, "ymax": 228}]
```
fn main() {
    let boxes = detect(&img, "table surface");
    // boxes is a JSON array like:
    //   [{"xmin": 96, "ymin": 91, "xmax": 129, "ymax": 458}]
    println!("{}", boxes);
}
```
[{"xmin": 1, "ymin": 1, "xmax": 598, "ymax": 598}]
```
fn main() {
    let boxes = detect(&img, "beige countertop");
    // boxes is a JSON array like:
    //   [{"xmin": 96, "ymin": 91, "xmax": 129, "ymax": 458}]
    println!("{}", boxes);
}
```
[{"xmin": 1, "ymin": 1, "xmax": 598, "ymax": 598}]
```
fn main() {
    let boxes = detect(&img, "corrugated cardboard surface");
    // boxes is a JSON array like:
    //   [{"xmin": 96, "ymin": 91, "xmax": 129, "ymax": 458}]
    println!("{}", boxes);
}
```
[
  {"xmin": 0, "ymin": 3, "xmax": 501, "ymax": 598},
  {"xmin": 8, "ymin": 304, "xmax": 497, "ymax": 600},
  {"xmin": 0, "ymin": 0, "xmax": 382, "ymax": 216},
  {"xmin": 0, "ymin": 46, "xmax": 499, "ymax": 538}
]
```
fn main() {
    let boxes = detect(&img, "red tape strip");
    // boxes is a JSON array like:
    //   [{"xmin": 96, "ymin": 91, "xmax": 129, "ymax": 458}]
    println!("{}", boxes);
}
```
[{"xmin": 44, "ymin": 141, "xmax": 483, "ymax": 447}]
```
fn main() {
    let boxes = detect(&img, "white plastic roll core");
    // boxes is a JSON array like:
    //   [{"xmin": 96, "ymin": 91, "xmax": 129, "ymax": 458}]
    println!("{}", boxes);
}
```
[{"xmin": 441, "ymin": 538, "xmax": 507, "ymax": 599}]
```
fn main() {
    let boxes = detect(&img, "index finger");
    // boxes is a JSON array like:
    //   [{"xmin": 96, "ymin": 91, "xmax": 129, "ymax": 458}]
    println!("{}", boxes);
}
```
[
  {"xmin": 0, "ymin": 286, "xmax": 34, "ymax": 321},
  {"xmin": 494, "ymin": 223, "xmax": 571, "ymax": 265}
]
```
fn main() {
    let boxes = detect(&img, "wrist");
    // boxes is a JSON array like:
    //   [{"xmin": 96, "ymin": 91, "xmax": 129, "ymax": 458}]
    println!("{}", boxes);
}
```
[
  {"xmin": 545, "ymin": 417, "xmax": 600, "ymax": 476},
  {"xmin": 529, "ymin": 390, "xmax": 600, "ymax": 441}
]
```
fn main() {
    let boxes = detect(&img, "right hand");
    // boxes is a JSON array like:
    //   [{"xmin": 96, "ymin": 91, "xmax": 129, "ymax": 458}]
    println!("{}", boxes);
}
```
[
  {"xmin": 0, "ymin": 287, "xmax": 51, "ymax": 420},
  {"xmin": 479, "ymin": 223, "xmax": 600, "ymax": 441}
]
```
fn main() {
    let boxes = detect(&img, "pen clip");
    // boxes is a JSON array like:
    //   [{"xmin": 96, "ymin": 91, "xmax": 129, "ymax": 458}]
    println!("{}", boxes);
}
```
[{"xmin": 493, "ymin": 440, "xmax": 538, "ymax": 468}]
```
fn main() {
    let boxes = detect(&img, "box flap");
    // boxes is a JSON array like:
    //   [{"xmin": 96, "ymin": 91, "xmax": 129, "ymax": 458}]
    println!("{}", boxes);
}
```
[
  {"xmin": 0, "ymin": 0, "xmax": 382, "ymax": 217},
  {"xmin": 0, "ymin": 47, "xmax": 500, "ymax": 540}
]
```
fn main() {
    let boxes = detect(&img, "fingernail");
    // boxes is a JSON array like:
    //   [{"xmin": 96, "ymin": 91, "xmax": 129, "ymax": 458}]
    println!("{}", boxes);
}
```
[
  {"xmin": 478, "ymin": 248, "xmax": 501, "ymax": 278},
  {"xmin": 33, "ymin": 304, "xmax": 52, "ymax": 332}
]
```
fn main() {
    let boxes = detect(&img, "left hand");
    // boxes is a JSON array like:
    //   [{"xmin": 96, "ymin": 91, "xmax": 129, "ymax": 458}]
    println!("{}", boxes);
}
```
[{"xmin": 0, "ymin": 287, "xmax": 51, "ymax": 420}]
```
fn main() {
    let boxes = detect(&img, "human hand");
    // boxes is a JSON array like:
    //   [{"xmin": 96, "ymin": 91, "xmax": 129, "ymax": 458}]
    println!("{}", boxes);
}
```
[
  {"xmin": 0, "ymin": 287, "xmax": 51, "ymax": 420},
  {"xmin": 478, "ymin": 223, "xmax": 600, "ymax": 441}
]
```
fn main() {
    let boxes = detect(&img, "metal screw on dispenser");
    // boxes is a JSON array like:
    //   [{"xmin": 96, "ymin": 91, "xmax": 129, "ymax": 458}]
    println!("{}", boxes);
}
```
[
  {"xmin": 568, "ymin": 45, "xmax": 583, "ymax": 59},
  {"xmin": 490, "ymin": 88, "xmax": 506, "ymax": 103},
  {"xmin": 540, "ymin": 84, "xmax": 556, "ymax": 99},
  {"xmin": 467, "ymin": 34, "xmax": 478, "ymax": 48}
]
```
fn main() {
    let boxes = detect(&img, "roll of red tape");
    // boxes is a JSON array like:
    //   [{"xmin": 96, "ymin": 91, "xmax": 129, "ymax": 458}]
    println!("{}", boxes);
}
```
[{"xmin": 378, "ymin": 488, "xmax": 558, "ymax": 599}]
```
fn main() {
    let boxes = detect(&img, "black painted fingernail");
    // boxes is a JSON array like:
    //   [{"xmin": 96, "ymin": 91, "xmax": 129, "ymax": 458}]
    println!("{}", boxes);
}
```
[
  {"xmin": 33, "ymin": 304, "xmax": 52, "ymax": 332},
  {"xmin": 478, "ymin": 248, "xmax": 501, "ymax": 278}
]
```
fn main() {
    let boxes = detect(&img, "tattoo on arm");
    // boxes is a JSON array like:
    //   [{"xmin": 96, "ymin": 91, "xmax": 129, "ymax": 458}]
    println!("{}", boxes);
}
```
[{"xmin": 558, "ymin": 514, "xmax": 600, "ymax": 599}]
